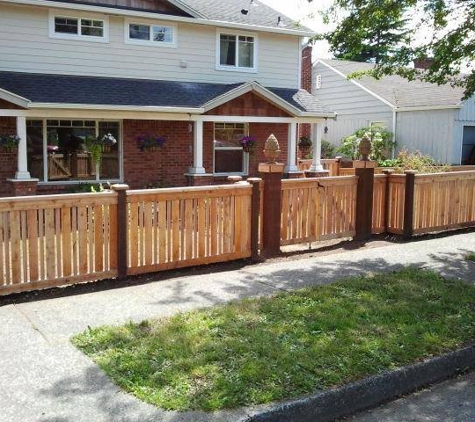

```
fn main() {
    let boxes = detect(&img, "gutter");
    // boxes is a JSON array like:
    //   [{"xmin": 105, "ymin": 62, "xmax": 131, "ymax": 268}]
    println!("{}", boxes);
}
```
[{"xmin": 0, "ymin": 0, "xmax": 315, "ymax": 37}]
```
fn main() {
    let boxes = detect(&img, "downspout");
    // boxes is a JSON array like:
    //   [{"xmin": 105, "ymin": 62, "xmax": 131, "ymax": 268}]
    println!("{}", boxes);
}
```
[{"xmin": 392, "ymin": 108, "xmax": 397, "ymax": 159}]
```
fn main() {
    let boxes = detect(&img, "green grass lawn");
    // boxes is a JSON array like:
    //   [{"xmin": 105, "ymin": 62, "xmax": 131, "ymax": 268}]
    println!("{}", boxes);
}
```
[
  {"xmin": 466, "ymin": 253, "xmax": 475, "ymax": 262},
  {"xmin": 72, "ymin": 268, "xmax": 475, "ymax": 412}
]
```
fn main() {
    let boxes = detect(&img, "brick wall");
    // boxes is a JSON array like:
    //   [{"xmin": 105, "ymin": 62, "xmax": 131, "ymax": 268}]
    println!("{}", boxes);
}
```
[
  {"xmin": 0, "ymin": 117, "xmax": 18, "ymax": 196},
  {"xmin": 299, "ymin": 44, "xmax": 313, "ymax": 152},
  {"xmin": 123, "ymin": 120, "xmax": 290, "ymax": 188},
  {"xmin": 123, "ymin": 119, "xmax": 193, "ymax": 189}
]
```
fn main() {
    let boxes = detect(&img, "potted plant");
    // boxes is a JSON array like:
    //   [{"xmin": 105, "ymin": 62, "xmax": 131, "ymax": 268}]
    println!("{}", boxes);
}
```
[
  {"xmin": 240, "ymin": 135, "xmax": 256, "ymax": 153},
  {"xmin": 0, "ymin": 134, "xmax": 20, "ymax": 152},
  {"xmin": 298, "ymin": 136, "xmax": 312, "ymax": 156},
  {"xmin": 136, "ymin": 134, "xmax": 166, "ymax": 152}
]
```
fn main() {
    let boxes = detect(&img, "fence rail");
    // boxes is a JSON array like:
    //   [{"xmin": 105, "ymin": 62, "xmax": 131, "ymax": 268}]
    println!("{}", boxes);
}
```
[{"xmin": 281, "ymin": 176, "xmax": 357, "ymax": 245}]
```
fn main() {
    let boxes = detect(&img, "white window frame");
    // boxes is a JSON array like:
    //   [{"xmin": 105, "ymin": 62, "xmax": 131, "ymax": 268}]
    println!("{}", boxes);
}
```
[
  {"xmin": 216, "ymin": 29, "xmax": 258, "ymax": 73},
  {"xmin": 27, "ymin": 118, "xmax": 122, "ymax": 185},
  {"xmin": 49, "ymin": 10, "xmax": 109, "ymax": 43},
  {"xmin": 124, "ymin": 19, "xmax": 177, "ymax": 48},
  {"xmin": 213, "ymin": 123, "xmax": 250, "ymax": 176}
]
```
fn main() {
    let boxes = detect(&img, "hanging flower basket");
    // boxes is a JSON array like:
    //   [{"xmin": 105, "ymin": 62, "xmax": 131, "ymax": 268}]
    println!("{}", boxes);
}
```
[
  {"xmin": 136, "ymin": 134, "xmax": 166, "ymax": 152},
  {"xmin": 240, "ymin": 136, "xmax": 256, "ymax": 153},
  {"xmin": 0, "ymin": 134, "xmax": 20, "ymax": 153}
]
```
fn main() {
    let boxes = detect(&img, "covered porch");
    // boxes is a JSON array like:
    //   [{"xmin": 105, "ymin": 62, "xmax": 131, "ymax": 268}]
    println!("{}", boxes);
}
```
[{"xmin": 0, "ymin": 73, "xmax": 335, "ymax": 196}]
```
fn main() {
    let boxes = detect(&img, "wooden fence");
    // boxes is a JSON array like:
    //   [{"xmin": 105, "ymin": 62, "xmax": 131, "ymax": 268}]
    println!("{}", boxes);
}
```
[
  {"xmin": 1, "ymin": 170, "xmax": 474, "ymax": 296},
  {"xmin": 412, "ymin": 172, "xmax": 475, "ymax": 235},
  {"xmin": 281, "ymin": 176, "xmax": 357, "ymax": 245},
  {"xmin": 0, "ymin": 184, "xmax": 252, "ymax": 295},
  {"xmin": 126, "ymin": 185, "xmax": 252, "ymax": 275},
  {"xmin": 0, "ymin": 192, "xmax": 118, "ymax": 295}
]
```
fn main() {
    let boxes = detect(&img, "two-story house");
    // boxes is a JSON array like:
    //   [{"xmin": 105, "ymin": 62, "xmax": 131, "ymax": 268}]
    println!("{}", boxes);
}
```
[{"xmin": 0, "ymin": 0, "xmax": 334, "ymax": 196}]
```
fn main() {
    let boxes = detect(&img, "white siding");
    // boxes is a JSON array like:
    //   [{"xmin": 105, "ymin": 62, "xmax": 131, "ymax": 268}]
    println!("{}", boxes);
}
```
[
  {"xmin": 453, "ymin": 97, "xmax": 475, "ymax": 164},
  {"xmin": 313, "ymin": 62, "xmax": 393, "ymax": 146},
  {"xmin": 0, "ymin": 3, "xmax": 299, "ymax": 88},
  {"xmin": 396, "ymin": 109, "xmax": 456, "ymax": 164}
]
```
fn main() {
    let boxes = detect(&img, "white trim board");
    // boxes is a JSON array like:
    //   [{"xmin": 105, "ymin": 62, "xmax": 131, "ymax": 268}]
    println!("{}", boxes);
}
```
[{"xmin": 0, "ymin": 88, "xmax": 30, "ymax": 108}]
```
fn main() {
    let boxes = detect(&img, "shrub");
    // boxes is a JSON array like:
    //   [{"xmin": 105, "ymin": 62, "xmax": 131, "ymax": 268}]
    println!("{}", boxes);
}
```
[
  {"xmin": 321, "ymin": 140, "xmax": 336, "ymax": 159},
  {"xmin": 338, "ymin": 126, "xmax": 395, "ymax": 161},
  {"xmin": 380, "ymin": 149, "xmax": 450, "ymax": 173}
]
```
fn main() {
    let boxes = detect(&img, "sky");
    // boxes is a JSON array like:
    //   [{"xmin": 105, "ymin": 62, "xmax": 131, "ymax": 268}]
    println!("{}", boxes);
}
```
[{"xmin": 260, "ymin": 0, "xmax": 335, "ymax": 58}]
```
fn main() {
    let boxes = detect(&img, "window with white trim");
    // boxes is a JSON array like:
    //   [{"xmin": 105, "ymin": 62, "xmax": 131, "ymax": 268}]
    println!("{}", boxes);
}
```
[
  {"xmin": 26, "ymin": 120, "xmax": 120, "ymax": 183},
  {"xmin": 214, "ymin": 123, "xmax": 249, "ymax": 174},
  {"xmin": 50, "ymin": 13, "xmax": 108, "ymax": 42},
  {"xmin": 125, "ymin": 20, "xmax": 176, "ymax": 47},
  {"xmin": 217, "ymin": 31, "xmax": 257, "ymax": 71}
]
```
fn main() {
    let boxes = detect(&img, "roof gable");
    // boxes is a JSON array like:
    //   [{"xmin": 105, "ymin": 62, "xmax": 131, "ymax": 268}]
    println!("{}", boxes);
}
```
[{"xmin": 317, "ymin": 59, "xmax": 465, "ymax": 109}]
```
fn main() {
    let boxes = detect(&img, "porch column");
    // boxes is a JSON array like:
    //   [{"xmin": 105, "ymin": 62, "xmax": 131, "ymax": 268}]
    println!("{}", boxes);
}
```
[
  {"xmin": 309, "ymin": 121, "xmax": 324, "ymax": 172},
  {"xmin": 188, "ymin": 120, "xmax": 206, "ymax": 174},
  {"xmin": 284, "ymin": 121, "xmax": 300, "ymax": 174},
  {"xmin": 15, "ymin": 116, "xmax": 31, "ymax": 179}
]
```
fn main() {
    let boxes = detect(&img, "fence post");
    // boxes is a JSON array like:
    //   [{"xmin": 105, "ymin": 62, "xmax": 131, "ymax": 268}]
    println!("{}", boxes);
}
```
[
  {"xmin": 382, "ymin": 169, "xmax": 394, "ymax": 233},
  {"xmin": 403, "ymin": 170, "xmax": 417, "ymax": 239},
  {"xmin": 112, "ymin": 184, "xmax": 129, "ymax": 279},
  {"xmin": 354, "ymin": 160, "xmax": 376, "ymax": 241},
  {"xmin": 258, "ymin": 163, "xmax": 284, "ymax": 257},
  {"xmin": 247, "ymin": 177, "xmax": 262, "ymax": 261}
]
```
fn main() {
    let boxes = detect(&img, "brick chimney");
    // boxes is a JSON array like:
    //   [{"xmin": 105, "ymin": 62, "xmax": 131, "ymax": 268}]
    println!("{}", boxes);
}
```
[
  {"xmin": 413, "ymin": 58, "xmax": 434, "ymax": 70},
  {"xmin": 299, "ymin": 44, "xmax": 313, "ymax": 149},
  {"xmin": 301, "ymin": 44, "xmax": 312, "ymax": 92}
]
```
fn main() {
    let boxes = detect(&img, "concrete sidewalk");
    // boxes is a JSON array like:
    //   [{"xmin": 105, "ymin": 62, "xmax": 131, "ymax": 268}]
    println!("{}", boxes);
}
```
[{"xmin": 1, "ymin": 232, "xmax": 474, "ymax": 422}]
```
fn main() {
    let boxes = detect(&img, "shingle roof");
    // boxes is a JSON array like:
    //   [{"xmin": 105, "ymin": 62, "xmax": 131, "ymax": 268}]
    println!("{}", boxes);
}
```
[
  {"xmin": 320, "ymin": 59, "xmax": 465, "ymax": 108},
  {"xmin": 0, "ymin": 71, "xmax": 331, "ymax": 115},
  {"xmin": 178, "ymin": 0, "xmax": 306, "ymax": 31}
]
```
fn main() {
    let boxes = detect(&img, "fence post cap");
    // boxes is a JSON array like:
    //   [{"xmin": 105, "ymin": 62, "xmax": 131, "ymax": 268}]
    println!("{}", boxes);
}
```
[
  {"xmin": 247, "ymin": 177, "xmax": 263, "ymax": 183},
  {"xmin": 227, "ymin": 175, "xmax": 243, "ymax": 183},
  {"xmin": 404, "ymin": 170, "xmax": 418, "ymax": 174},
  {"xmin": 111, "ymin": 184, "xmax": 130, "ymax": 191},
  {"xmin": 382, "ymin": 169, "xmax": 395, "ymax": 174}
]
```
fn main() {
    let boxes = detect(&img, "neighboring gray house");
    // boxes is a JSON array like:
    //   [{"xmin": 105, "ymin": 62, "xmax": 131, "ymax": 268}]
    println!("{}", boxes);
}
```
[{"xmin": 313, "ymin": 59, "xmax": 475, "ymax": 164}]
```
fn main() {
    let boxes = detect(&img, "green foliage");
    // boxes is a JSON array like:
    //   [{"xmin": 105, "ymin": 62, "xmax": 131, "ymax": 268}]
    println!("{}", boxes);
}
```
[
  {"xmin": 319, "ymin": 1, "xmax": 411, "ymax": 63},
  {"xmin": 338, "ymin": 126, "xmax": 395, "ymax": 160},
  {"xmin": 321, "ymin": 140, "xmax": 336, "ymax": 159},
  {"xmin": 465, "ymin": 253, "xmax": 475, "ymax": 262},
  {"xmin": 381, "ymin": 149, "xmax": 450, "ymax": 173},
  {"xmin": 70, "ymin": 183, "xmax": 109, "ymax": 193},
  {"xmin": 317, "ymin": 0, "xmax": 475, "ymax": 99},
  {"xmin": 73, "ymin": 268, "xmax": 475, "ymax": 412}
]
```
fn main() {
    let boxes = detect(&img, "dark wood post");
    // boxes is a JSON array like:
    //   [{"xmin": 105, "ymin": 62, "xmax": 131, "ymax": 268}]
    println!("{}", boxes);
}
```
[
  {"xmin": 247, "ymin": 177, "xmax": 262, "ymax": 261},
  {"xmin": 382, "ymin": 169, "xmax": 394, "ymax": 233},
  {"xmin": 403, "ymin": 170, "xmax": 417, "ymax": 239},
  {"xmin": 258, "ymin": 163, "xmax": 284, "ymax": 257},
  {"xmin": 112, "ymin": 184, "xmax": 129, "ymax": 279},
  {"xmin": 354, "ymin": 160, "xmax": 376, "ymax": 241}
]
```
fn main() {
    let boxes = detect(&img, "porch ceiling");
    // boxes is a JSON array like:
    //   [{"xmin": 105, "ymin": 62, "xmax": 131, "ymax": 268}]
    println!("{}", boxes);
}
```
[{"xmin": 0, "ymin": 71, "xmax": 335, "ymax": 119}]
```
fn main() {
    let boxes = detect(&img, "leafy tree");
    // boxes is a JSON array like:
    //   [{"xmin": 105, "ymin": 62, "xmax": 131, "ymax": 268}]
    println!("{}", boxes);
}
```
[
  {"xmin": 315, "ymin": 0, "xmax": 475, "ymax": 98},
  {"xmin": 338, "ymin": 126, "xmax": 395, "ymax": 160},
  {"xmin": 322, "ymin": 1, "xmax": 411, "ymax": 63}
]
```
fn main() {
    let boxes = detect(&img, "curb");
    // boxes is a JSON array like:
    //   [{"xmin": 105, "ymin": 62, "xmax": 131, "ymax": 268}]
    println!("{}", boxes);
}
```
[{"xmin": 246, "ymin": 345, "xmax": 475, "ymax": 422}]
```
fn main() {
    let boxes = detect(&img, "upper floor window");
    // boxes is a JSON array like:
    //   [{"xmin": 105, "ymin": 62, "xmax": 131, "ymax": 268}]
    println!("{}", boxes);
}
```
[
  {"xmin": 217, "ymin": 30, "xmax": 257, "ymax": 72},
  {"xmin": 125, "ymin": 20, "xmax": 177, "ymax": 47},
  {"xmin": 49, "ymin": 12, "xmax": 108, "ymax": 42}
]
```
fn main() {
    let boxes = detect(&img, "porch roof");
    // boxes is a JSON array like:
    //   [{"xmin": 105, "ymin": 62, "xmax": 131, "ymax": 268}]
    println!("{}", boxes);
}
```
[{"xmin": 0, "ymin": 71, "xmax": 334, "ymax": 118}]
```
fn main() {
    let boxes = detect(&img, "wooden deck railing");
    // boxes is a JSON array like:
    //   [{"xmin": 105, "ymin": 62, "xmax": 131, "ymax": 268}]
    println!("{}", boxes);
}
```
[
  {"xmin": 281, "ymin": 176, "xmax": 358, "ymax": 245},
  {"xmin": 0, "ymin": 192, "xmax": 118, "ymax": 295}
]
